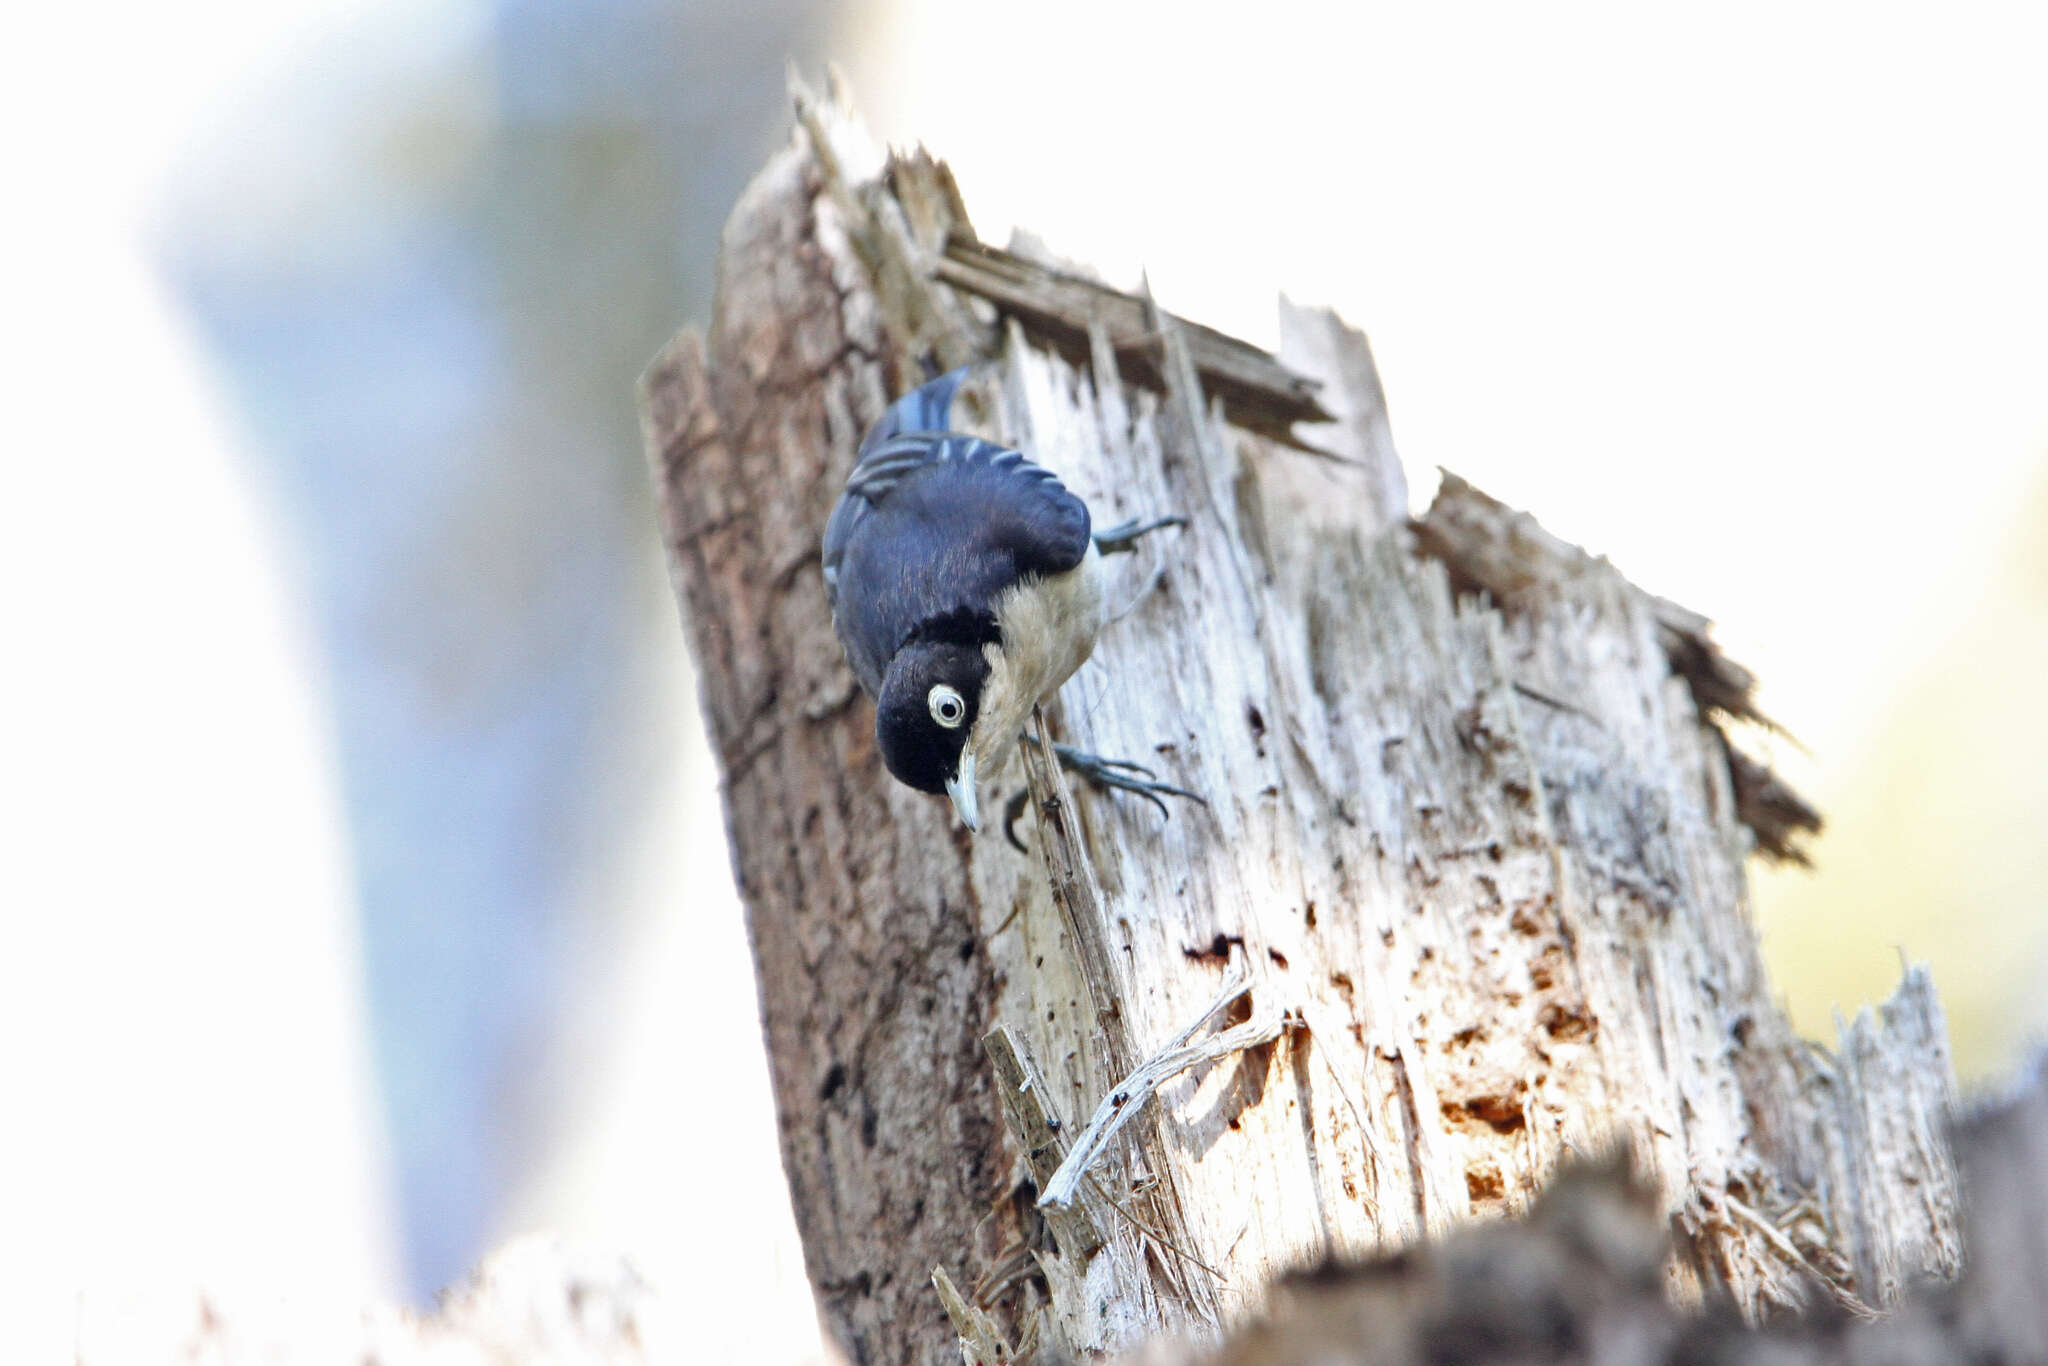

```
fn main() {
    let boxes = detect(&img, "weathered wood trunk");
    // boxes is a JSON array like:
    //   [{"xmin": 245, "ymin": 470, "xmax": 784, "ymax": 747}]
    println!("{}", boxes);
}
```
[{"xmin": 636, "ymin": 84, "xmax": 1961, "ymax": 1366}]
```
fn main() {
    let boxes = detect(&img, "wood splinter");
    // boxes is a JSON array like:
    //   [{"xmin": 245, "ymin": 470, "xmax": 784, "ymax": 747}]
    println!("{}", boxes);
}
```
[
  {"xmin": 1040, "ymin": 965, "xmax": 1286, "ymax": 1214},
  {"xmin": 933, "ymin": 1264, "xmax": 1017, "ymax": 1365},
  {"xmin": 984, "ymin": 1025, "xmax": 1108, "ymax": 1258}
]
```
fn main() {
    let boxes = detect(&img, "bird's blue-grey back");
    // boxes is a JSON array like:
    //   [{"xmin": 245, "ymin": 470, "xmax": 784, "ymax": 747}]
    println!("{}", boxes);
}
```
[{"xmin": 824, "ymin": 370, "xmax": 1091, "ymax": 697}]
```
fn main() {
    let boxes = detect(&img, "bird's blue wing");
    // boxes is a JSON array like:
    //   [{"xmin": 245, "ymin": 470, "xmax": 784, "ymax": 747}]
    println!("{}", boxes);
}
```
[
  {"xmin": 830, "ymin": 432, "xmax": 1092, "ymax": 575},
  {"xmin": 823, "ymin": 377, "xmax": 1091, "ymax": 696}
]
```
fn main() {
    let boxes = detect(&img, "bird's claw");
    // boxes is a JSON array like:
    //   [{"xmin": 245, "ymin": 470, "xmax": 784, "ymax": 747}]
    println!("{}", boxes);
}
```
[
  {"xmin": 1003, "ymin": 739, "xmax": 1206, "ymax": 851},
  {"xmin": 1093, "ymin": 514, "xmax": 1186, "ymax": 556},
  {"xmin": 1054, "ymin": 745, "xmax": 1153, "ymax": 779}
]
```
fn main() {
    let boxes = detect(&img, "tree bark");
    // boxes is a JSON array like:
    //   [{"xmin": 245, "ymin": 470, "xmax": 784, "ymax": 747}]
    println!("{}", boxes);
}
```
[{"xmin": 636, "ymin": 82, "xmax": 1961, "ymax": 1366}]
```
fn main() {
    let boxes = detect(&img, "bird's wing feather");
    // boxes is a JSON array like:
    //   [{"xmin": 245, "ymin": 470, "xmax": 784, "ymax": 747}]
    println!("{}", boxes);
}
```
[{"xmin": 857, "ymin": 367, "xmax": 970, "ymax": 458}]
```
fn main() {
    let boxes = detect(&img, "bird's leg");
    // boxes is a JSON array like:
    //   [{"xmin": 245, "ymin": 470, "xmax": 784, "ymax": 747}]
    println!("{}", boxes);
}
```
[
  {"xmin": 1002, "ymin": 788, "xmax": 1035, "ymax": 853},
  {"xmin": 1098, "ymin": 514, "xmax": 1185, "ymax": 624},
  {"xmin": 1002, "ymin": 736, "xmax": 1205, "ymax": 852},
  {"xmin": 1092, "ymin": 514, "xmax": 1186, "ymax": 556}
]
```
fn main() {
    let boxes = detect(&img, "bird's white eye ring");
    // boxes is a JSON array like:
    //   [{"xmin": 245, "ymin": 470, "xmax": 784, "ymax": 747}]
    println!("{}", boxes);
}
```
[{"xmin": 928, "ymin": 684, "xmax": 966, "ymax": 729}]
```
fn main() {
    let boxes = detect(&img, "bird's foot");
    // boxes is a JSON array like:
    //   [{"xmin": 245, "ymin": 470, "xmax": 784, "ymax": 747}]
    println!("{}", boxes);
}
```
[
  {"xmin": 1092, "ymin": 514, "xmax": 1186, "ymax": 556},
  {"xmin": 1003, "ymin": 741, "xmax": 1206, "ymax": 851}
]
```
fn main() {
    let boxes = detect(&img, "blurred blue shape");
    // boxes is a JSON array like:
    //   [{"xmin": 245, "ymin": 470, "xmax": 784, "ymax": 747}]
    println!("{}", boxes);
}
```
[{"xmin": 164, "ymin": 0, "xmax": 835, "ymax": 1298}]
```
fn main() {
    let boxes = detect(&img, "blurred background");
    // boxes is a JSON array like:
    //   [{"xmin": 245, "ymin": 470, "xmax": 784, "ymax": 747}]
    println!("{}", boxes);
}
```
[{"xmin": 6, "ymin": 0, "xmax": 2044, "ymax": 1360}]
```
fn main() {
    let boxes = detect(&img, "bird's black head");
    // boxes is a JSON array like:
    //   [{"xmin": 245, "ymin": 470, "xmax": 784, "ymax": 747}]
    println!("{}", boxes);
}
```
[{"xmin": 875, "ymin": 640, "xmax": 990, "ymax": 797}]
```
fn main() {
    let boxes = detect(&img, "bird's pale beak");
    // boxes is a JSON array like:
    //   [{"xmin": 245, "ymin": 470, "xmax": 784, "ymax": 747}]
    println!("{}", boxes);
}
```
[{"xmin": 945, "ymin": 753, "xmax": 979, "ymax": 831}]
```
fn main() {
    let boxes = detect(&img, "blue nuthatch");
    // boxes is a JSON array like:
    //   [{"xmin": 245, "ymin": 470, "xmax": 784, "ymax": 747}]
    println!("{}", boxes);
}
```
[{"xmin": 822, "ymin": 367, "xmax": 1191, "ymax": 832}]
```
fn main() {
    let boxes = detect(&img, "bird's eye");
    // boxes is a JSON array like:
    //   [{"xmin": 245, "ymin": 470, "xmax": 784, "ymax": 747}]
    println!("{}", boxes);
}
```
[{"xmin": 928, "ymin": 684, "xmax": 966, "ymax": 729}]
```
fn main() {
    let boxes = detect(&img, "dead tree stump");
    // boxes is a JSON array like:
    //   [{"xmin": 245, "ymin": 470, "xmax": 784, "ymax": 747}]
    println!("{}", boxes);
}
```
[{"xmin": 636, "ymin": 83, "xmax": 1960, "ymax": 1366}]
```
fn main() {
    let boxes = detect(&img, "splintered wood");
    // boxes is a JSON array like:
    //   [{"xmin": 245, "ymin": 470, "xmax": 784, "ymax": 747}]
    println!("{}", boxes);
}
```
[{"xmin": 637, "ymin": 79, "xmax": 1961, "ymax": 1366}]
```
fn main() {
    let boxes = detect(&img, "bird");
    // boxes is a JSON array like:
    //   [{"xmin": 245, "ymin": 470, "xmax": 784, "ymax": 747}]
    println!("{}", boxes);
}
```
[{"xmin": 822, "ymin": 365, "xmax": 1194, "ymax": 834}]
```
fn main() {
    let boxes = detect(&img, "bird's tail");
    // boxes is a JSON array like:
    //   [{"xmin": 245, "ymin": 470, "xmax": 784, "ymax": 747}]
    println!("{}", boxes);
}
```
[{"xmin": 858, "ymin": 366, "xmax": 973, "ymax": 456}]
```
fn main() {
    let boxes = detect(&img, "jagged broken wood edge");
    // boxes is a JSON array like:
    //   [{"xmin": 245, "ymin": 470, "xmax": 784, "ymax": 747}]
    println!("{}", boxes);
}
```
[
  {"xmin": 933, "ymin": 237, "xmax": 1335, "ymax": 449},
  {"xmin": 786, "ymin": 67, "xmax": 1334, "ymax": 451},
  {"xmin": 1411, "ymin": 471, "xmax": 1822, "ymax": 864}
]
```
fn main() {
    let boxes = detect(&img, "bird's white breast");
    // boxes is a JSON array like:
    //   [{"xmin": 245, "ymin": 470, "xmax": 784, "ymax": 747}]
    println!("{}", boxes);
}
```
[{"xmin": 971, "ymin": 545, "xmax": 1106, "ymax": 768}]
